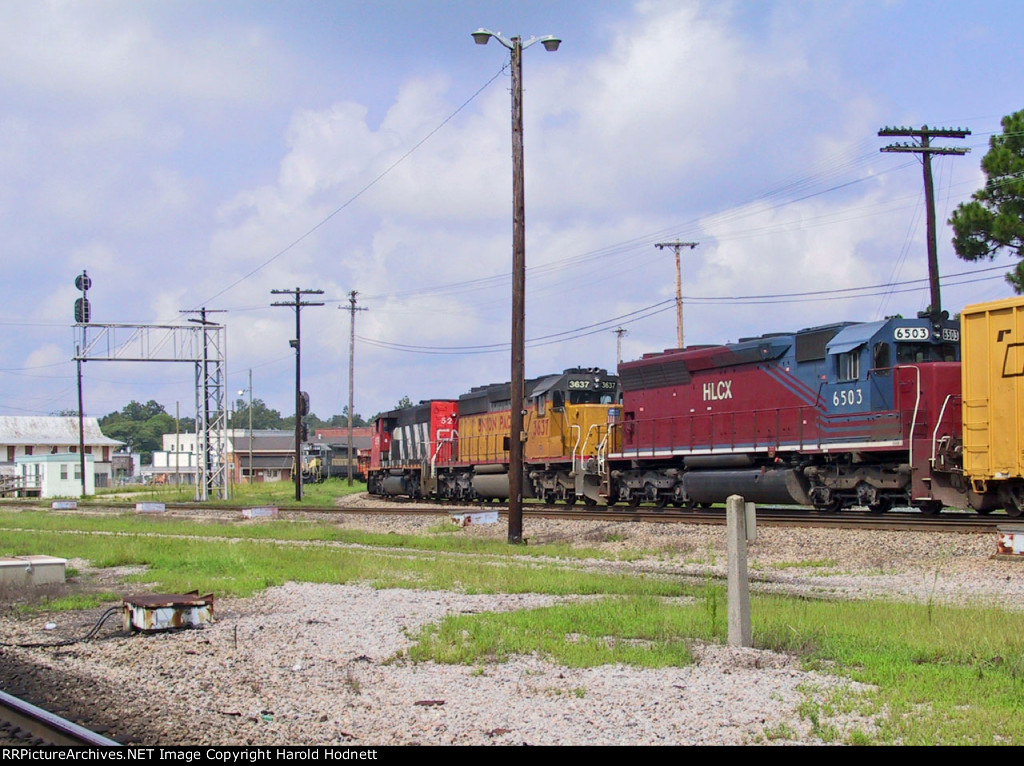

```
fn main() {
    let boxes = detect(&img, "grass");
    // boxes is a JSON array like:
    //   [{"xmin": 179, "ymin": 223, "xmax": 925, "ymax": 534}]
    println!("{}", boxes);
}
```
[
  {"xmin": 0, "ymin": 510, "xmax": 644, "ymax": 562},
  {"xmin": 90, "ymin": 477, "xmax": 366, "ymax": 507},
  {"xmin": 18, "ymin": 592, "xmax": 123, "ymax": 613},
  {"xmin": 775, "ymin": 558, "xmax": 839, "ymax": 570},
  {"xmin": 1, "ymin": 509, "xmax": 1023, "ymax": 744},
  {"xmin": 0, "ymin": 515, "xmax": 684, "ymax": 600}
]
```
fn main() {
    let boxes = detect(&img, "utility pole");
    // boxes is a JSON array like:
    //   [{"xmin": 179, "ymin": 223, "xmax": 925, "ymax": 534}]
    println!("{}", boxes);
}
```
[
  {"xmin": 654, "ymin": 241, "xmax": 699, "ymax": 349},
  {"xmin": 473, "ymin": 27, "xmax": 560, "ymax": 544},
  {"xmin": 879, "ymin": 125, "xmax": 970, "ymax": 318},
  {"xmin": 613, "ymin": 327, "xmax": 628, "ymax": 367},
  {"xmin": 271, "ymin": 288, "xmax": 324, "ymax": 501},
  {"xmin": 341, "ymin": 291, "xmax": 366, "ymax": 486}
]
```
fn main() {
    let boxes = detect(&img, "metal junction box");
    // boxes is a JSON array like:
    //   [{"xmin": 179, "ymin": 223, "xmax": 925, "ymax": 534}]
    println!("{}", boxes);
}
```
[{"xmin": 123, "ymin": 592, "xmax": 214, "ymax": 633}]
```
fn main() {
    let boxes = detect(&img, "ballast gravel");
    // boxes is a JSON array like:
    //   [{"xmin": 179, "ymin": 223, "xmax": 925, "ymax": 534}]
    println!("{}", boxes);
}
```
[{"xmin": 1, "ymin": 496, "xmax": 1020, "ymax": 746}]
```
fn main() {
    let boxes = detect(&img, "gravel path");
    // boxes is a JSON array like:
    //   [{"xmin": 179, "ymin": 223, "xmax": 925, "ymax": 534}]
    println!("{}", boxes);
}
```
[{"xmin": 1, "ymin": 498, "xmax": 1020, "ymax": 746}]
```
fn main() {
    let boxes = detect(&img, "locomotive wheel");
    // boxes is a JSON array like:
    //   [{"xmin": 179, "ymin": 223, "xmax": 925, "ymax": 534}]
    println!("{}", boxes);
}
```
[
  {"xmin": 918, "ymin": 501, "xmax": 943, "ymax": 516},
  {"xmin": 583, "ymin": 496, "xmax": 598, "ymax": 507},
  {"xmin": 564, "ymin": 493, "xmax": 577, "ymax": 507},
  {"xmin": 699, "ymin": 502, "xmax": 713, "ymax": 509},
  {"xmin": 1005, "ymin": 503, "xmax": 1024, "ymax": 518},
  {"xmin": 867, "ymin": 499, "xmax": 891, "ymax": 515},
  {"xmin": 628, "ymin": 494, "xmax": 641, "ymax": 508},
  {"xmin": 653, "ymin": 496, "xmax": 667, "ymax": 511}
]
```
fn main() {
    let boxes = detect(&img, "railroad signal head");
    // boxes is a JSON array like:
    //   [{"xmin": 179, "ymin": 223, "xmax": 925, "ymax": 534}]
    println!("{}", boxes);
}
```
[{"xmin": 74, "ymin": 297, "xmax": 91, "ymax": 324}]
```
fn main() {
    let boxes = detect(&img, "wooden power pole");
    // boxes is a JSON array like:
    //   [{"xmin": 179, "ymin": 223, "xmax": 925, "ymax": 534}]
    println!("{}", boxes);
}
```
[
  {"xmin": 879, "ymin": 125, "xmax": 970, "ymax": 318},
  {"xmin": 654, "ymin": 241, "xmax": 699, "ymax": 349},
  {"xmin": 342, "ymin": 291, "xmax": 366, "ymax": 486}
]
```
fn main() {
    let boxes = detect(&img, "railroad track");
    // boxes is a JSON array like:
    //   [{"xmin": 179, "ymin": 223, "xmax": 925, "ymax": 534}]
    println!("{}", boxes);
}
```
[
  {"xmin": 0, "ymin": 689, "xmax": 121, "ymax": 746},
  {"xmin": 5, "ymin": 497, "xmax": 1011, "ymax": 532}
]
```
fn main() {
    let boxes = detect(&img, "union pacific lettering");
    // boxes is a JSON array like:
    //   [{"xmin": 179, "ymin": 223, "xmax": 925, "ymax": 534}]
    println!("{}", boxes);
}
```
[
  {"xmin": 702, "ymin": 380, "xmax": 733, "ymax": 401},
  {"xmin": 476, "ymin": 413, "xmax": 512, "ymax": 431}
]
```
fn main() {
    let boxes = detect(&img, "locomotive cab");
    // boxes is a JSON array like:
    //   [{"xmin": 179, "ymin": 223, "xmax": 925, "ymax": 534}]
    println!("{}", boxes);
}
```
[
  {"xmin": 524, "ymin": 367, "xmax": 622, "ymax": 505},
  {"xmin": 822, "ymin": 316, "xmax": 961, "ymax": 417}
]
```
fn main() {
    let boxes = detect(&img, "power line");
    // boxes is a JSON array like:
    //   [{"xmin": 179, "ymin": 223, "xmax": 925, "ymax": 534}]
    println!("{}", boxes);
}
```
[
  {"xmin": 354, "ymin": 266, "xmax": 1009, "ymax": 355},
  {"xmin": 195, "ymin": 64, "xmax": 510, "ymax": 309}
]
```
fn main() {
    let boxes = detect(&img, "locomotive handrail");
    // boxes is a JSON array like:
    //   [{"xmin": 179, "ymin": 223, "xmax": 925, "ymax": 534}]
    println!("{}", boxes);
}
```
[
  {"xmin": 570, "ymin": 424, "xmax": 583, "ymax": 471},
  {"xmin": 596, "ymin": 425, "xmax": 612, "ymax": 475},
  {"xmin": 893, "ymin": 365, "xmax": 922, "ymax": 472},
  {"xmin": 578, "ymin": 424, "xmax": 600, "ymax": 470},
  {"xmin": 618, "ymin": 402, "xmax": 821, "ymax": 458},
  {"xmin": 931, "ymin": 395, "xmax": 959, "ymax": 467},
  {"xmin": 431, "ymin": 429, "xmax": 457, "ymax": 472}
]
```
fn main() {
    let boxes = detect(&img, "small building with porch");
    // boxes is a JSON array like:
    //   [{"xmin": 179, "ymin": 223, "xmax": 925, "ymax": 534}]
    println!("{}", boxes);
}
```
[{"xmin": 13, "ymin": 453, "xmax": 95, "ymax": 498}]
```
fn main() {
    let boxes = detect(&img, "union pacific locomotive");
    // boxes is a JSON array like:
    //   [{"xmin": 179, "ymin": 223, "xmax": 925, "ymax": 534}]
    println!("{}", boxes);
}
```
[
  {"xmin": 367, "ymin": 296, "xmax": 1024, "ymax": 516},
  {"xmin": 367, "ymin": 367, "xmax": 620, "ymax": 505}
]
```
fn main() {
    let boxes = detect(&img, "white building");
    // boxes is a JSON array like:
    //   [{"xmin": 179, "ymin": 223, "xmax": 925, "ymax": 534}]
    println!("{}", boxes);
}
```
[
  {"xmin": 147, "ymin": 433, "xmax": 199, "ymax": 485},
  {"xmin": 15, "ymin": 453, "xmax": 95, "ymax": 497},
  {"xmin": 0, "ymin": 416, "xmax": 121, "ymax": 490}
]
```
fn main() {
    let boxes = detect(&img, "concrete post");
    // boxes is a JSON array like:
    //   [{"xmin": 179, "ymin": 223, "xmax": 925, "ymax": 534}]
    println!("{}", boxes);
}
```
[{"xmin": 726, "ymin": 494, "xmax": 752, "ymax": 647}]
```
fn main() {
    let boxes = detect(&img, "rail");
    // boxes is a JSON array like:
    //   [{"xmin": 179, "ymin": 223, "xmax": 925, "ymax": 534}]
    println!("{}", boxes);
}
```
[{"xmin": 0, "ymin": 689, "xmax": 121, "ymax": 746}]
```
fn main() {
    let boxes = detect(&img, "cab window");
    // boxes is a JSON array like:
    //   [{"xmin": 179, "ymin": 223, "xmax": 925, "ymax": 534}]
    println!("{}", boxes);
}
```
[
  {"xmin": 873, "ymin": 342, "xmax": 891, "ymax": 375},
  {"xmin": 837, "ymin": 351, "xmax": 860, "ymax": 382}
]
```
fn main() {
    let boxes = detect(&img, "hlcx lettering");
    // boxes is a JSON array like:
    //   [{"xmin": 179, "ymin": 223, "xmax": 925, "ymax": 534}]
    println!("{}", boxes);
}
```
[{"xmin": 702, "ymin": 380, "xmax": 733, "ymax": 401}]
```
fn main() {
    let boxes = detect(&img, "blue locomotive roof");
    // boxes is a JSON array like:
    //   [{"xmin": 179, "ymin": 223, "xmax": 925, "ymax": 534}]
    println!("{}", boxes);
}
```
[{"xmin": 826, "ymin": 321, "xmax": 887, "ymax": 355}]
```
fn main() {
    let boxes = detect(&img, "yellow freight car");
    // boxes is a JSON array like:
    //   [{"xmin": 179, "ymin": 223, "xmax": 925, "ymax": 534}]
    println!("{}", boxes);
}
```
[{"xmin": 962, "ymin": 296, "xmax": 1024, "ymax": 514}]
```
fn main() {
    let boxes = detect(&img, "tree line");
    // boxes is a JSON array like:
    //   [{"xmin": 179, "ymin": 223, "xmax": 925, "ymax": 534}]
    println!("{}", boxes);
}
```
[{"xmin": 73, "ymin": 397, "xmax": 411, "ymax": 462}]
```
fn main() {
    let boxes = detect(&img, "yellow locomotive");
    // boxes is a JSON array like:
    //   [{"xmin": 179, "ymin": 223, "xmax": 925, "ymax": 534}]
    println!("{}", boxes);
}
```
[{"xmin": 392, "ymin": 367, "xmax": 622, "ymax": 504}]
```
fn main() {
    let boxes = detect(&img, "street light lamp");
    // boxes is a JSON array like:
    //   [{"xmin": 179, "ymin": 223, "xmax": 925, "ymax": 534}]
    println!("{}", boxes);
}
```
[
  {"xmin": 238, "ymin": 369, "xmax": 253, "ymax": 484},
  {"xmin": 472, "ymin": 28, "xmax": 560, "ymax": 544}
]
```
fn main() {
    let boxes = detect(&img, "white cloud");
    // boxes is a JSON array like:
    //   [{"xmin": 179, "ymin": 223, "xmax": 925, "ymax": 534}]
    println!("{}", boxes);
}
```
[{"xmin": 0, "ymin": 1, "xmax": 285, "ymax": 105}]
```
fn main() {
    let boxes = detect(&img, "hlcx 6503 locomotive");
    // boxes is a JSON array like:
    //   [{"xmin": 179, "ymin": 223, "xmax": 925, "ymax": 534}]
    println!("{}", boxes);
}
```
[{"xmin": 367, "ymin": 296, "xmax": 1024, "ymax": 516}]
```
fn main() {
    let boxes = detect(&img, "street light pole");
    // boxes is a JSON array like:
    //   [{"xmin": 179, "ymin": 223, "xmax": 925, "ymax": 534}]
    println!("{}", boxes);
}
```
[
  {"xmin": 238, "ymin": 369, "xmax": 253, "ymax": 484},
  {"xmin": 271, "ymin": 288, "xmax": 324, "ymax": 501},
  {"xmin": 473, "ymin": 28, "xmax": 560, "ymax": 545}
]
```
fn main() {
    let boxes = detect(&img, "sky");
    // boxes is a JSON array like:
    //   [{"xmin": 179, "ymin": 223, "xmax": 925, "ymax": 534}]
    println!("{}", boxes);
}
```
[{"xmin": 2, "ymin": 0, "xmax": 1023, "ymax": 426}]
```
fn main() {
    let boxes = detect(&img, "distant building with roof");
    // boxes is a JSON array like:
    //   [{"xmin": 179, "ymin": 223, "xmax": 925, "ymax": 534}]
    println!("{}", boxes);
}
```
[{"xmin": 0, "ymin": 416, "xmax": 122, "ymax": 494}]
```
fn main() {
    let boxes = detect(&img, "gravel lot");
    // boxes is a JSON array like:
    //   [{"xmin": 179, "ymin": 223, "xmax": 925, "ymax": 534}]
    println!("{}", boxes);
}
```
[{"xmin": 1, "ymin": 497, "xmax": 1020, "ymax": 746}]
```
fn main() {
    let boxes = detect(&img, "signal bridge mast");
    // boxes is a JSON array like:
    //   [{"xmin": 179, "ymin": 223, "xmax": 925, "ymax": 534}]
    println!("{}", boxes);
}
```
[{"xmin": 74, "ymin": 297, "xmax": 229, "ymax": 501}]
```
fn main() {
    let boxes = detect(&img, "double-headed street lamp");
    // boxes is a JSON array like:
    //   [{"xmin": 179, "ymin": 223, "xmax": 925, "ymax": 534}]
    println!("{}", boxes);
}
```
[{"xmin": 472, "ymin": 29, "xmax": 560, "ymax": 544}]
